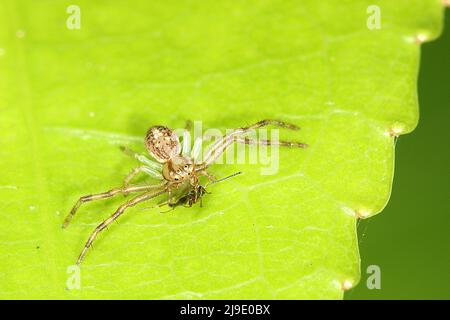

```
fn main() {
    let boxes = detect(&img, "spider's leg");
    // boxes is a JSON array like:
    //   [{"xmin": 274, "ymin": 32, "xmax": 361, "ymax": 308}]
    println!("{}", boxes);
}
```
[
  {"xmin": 191, "ymin": 137, "xmax": 203, "ymax": 163},
  {"xmin": 199, "ymin": 119, "xmax": 305, "ymax": 169},
  {"xmin": 76, "ymin": 189, "xmax": 166, "ymax": 264},
  {"xmin": 180, "ymin": 120, "xmax": 195, "ymax": 156},
  {"xmin": 204, "ymin": 119, "xmax": 300, "ymax": 160},
  {"xmin": 63, "ymin": 183, "xmax": 165, "ymax": 228},
  {"xmin": 181, "ymin": 129, "xmax": 191, "ymax": 156},
  {"xmin": 120, "ymin": 146, "xmax": 162, "ymax": 170},
  {"xmin": 123, "ymin": 166, "xmax": 163, "ymax": 187},
  {"xmin": 233, "ymin": 136, "xmax": 307, "ymax": 148}
]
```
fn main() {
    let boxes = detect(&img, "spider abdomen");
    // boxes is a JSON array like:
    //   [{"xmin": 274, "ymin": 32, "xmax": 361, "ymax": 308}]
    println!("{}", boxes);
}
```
[{"xmin": 145, "ymin": 126, "xmax": 181, "ymax": 162}]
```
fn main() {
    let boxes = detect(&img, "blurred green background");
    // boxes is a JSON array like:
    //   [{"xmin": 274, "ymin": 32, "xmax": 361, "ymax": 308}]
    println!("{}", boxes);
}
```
[{"xmin": 347, "ymin": 10, "xmax": 450, "ymax": 300}]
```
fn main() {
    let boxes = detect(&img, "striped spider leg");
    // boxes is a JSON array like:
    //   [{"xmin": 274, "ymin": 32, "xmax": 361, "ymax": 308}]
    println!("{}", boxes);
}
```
[{"xmin": 196, "ymin": 119, "xmax": 308, "ymax": 171}]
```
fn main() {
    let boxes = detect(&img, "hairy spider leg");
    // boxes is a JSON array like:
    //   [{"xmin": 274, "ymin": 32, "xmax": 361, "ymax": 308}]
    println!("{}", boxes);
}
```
[
  {"xmin": 120, "ymin": 146, "xmax": 162, "ymax": 170},
  {"xmin": 233, "ymin": 136, "xmax": 308, "ymax": 148},
  {"xmin": 181, "ymin": 120, "xmax": 194, "ymax": 156},
  {"xmin": 123, "ymin": 166, "xmax": 163, "ymax": 187},
  {"xmin": 191, "ymin": 137, "xmax": 203, "ymax": 164},
  {"xmin": 63, "ymin": 183, "xmax": 166, "ymax": 228},
  {"xmin": 199, "ymin": 119, "xmax": 307, "ymax": 169},
  {"xmin": 76, "ymin": 189, "xmax": 166, "ymax": 264},
  {"xmin": 181, "ymin": 130, "xmax": 190, "ymax": 156}
]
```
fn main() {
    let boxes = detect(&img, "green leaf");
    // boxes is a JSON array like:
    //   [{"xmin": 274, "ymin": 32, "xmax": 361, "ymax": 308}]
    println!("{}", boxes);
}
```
[{"xmin": 0, "ymin": 0, "xmax": 444, "ymax": 299}]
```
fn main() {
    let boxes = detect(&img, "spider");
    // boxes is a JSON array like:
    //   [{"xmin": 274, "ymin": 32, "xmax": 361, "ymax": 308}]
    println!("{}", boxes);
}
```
[{"xmin": 63, "ymin": 119, "xmax": 307, "ymax": 264}]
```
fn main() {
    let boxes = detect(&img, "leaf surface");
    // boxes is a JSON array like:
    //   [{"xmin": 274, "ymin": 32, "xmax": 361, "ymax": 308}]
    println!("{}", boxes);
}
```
[{"xmin": 0, "ymin": 0, "xmax": 444, "ymax": 299}]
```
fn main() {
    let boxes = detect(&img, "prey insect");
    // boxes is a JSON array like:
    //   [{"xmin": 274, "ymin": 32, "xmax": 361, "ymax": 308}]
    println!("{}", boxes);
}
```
[
  {"xmin": 63, "ymin": 119, "xmax": 307, "ymax": 264},
  {"xmin": 158, "ymin": 171, "xmax": 243, "ymax": 212}
]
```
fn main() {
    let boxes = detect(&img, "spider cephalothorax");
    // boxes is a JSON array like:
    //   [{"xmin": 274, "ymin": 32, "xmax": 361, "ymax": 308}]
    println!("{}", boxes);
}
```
[
  {"xmin": 161, "ymin": 156, "xmax": 194, "ymax": 183},
  {"xmin": 63, "ymin": 119, "xmax": 307, "ymax": 264}
]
